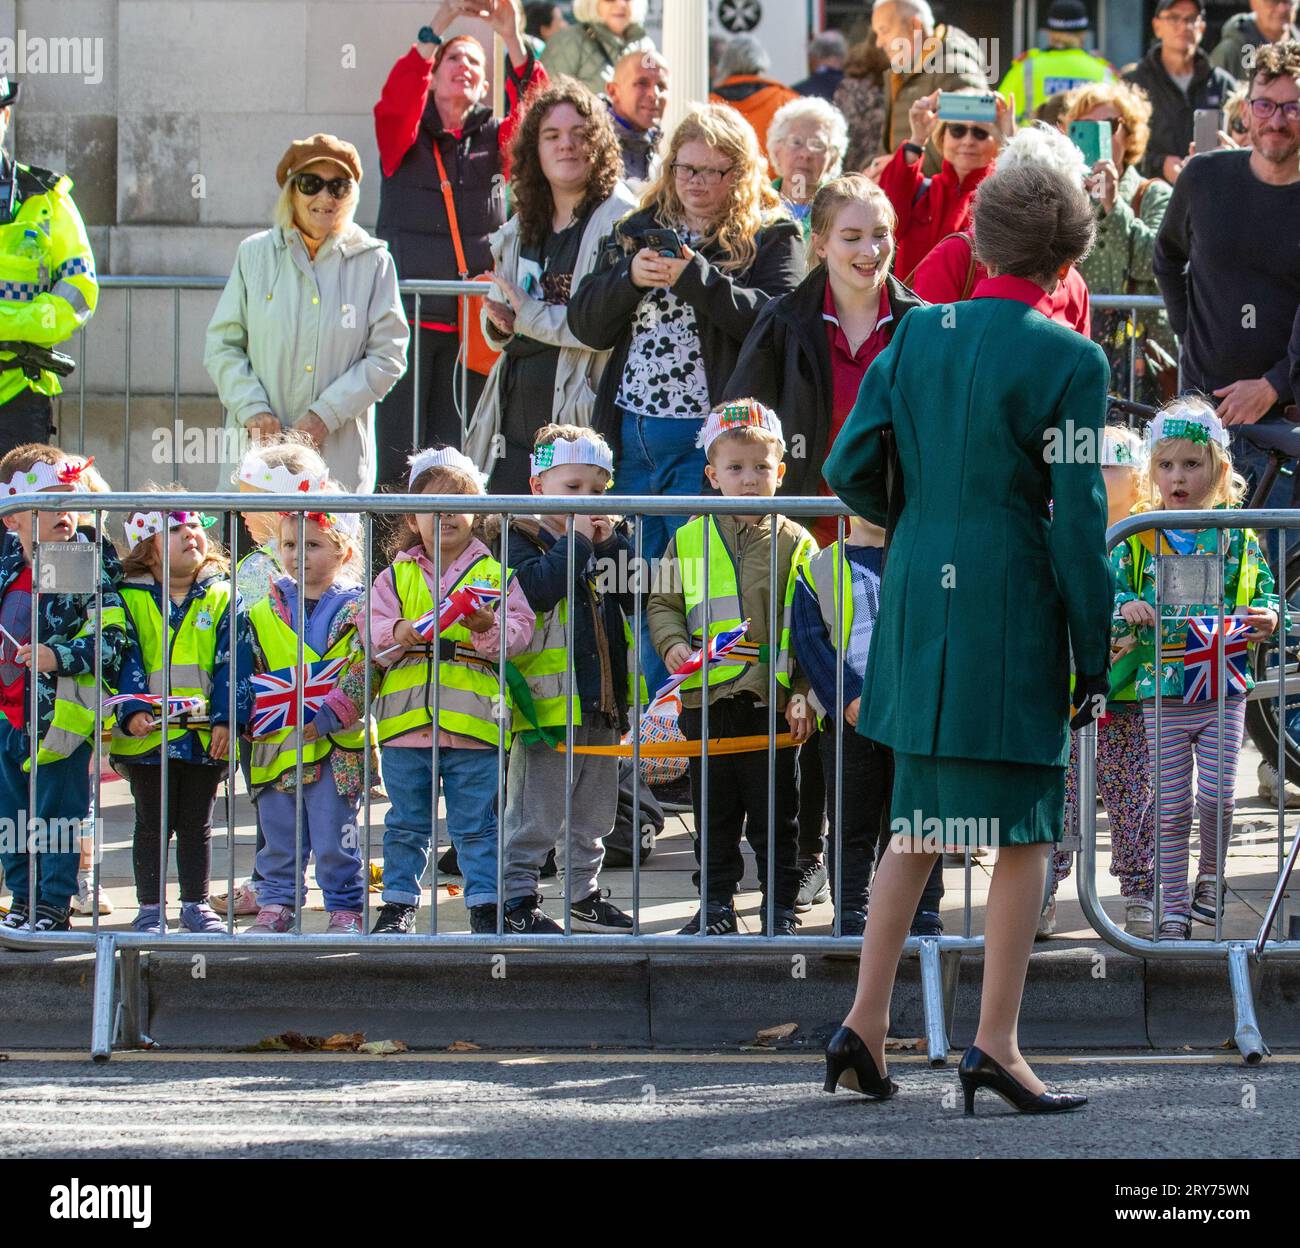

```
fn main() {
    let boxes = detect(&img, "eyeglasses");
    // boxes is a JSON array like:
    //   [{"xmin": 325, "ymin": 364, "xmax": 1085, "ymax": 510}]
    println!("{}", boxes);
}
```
[
  {"xmin": 777, "ymin": 135, "xmax": 830, "ymax": 154},
  {"xmin": 292, "ymin": 172, "xmax": 354, "ymax": 200},
  {"xmin": 671, "ymin": 161, "xmax": 735, "ymax": 185},
  {"xmin": 1156, "ymin": 12, "xmax": 1203, "ymax": 27},
  {"xmin": 1249, "ymin": 97, "xmax": 1300, "ymax": 122},
  {"xmin": 944, "ymin": 124, "xmax": 993, "ymax": 141}
]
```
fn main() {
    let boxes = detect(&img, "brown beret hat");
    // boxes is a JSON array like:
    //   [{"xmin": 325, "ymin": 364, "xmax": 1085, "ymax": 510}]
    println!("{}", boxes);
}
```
[{"xmin": 276, "ymin": 133, "xmax": 362, "ymax": 187}]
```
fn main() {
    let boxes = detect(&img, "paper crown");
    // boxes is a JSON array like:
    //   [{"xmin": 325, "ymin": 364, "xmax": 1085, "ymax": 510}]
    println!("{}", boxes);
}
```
[
  {"xmin": 696, "ymin": 400, "xmax": 785, "ymax": 454},
  {"xmin": 407, "ymin": 446, "xmax": 488, "ymax": 491},
  {"xmin": 237, "ymin": 459, "xmax": 329, "ymax": 495},
  {"xmin": 1148, "ymin": 405, "xmax": 1230, "ymax": 452},
  {"xmin": 530, "ymin": 435, "xmax": 615, "ymax": 483},
  {"xmin": 2, "ymin": 456, "xmax": 95, "ymax": 497},
  {"xmin": 125, "ymin": 510, "xmax": 218, "ymax": 550},
  {"xmin": 278, "ymin": 506, "xmax": 363, "ymax": 540},
  {"xmin": 1100, "ymin": 430, "xmax": 1139, "ymax": 467}
]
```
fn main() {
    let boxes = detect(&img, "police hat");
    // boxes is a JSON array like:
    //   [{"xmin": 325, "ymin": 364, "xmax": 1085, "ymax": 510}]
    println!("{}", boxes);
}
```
[{"xmin": 0, "ymin": 77, "xmax": 19, "ymax": 108}]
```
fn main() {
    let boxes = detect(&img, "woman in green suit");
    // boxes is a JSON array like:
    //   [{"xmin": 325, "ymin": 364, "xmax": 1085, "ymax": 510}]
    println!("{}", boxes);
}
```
[{"xmin": 821, "ymin": 162, "xmax": 1113, "ymax": 1115}]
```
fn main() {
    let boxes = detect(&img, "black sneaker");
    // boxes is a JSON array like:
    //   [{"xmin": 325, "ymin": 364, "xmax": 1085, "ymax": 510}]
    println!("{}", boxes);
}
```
[
  {"xmin": 910, "ymin": 909, "xmax": 943, "ymax": 937},
  {"xmin": 650, "ymin": 774, "xmax": 693, "ymax": 813},
  {"xmin": 503, "ymin": 895, "xmax": 563, "ymax": 934},
  {"xmin": 678, "ymin": 903, "xmax": 739, "ymax": 936},
  {"xmin": 370, "ymin": 902, "xmax": 417, "ymax": 934},
  {"xmin": 760, "ymin": 905, "xmax": 800, "ymax": 936},
  {"xmin": 0, "ymin": 901, "xmax": 30, "ymax": 930},
  {"xmin": 838, "ymin": 910, "xmax": 867, "ymax": 937},
  {"xmin": 540, "ymin": 848, "xmax": 558, "ymax": 879},
  {"xmin": 794, "ymin": 859, "xmax": 830, "ymax": 912},
  {"xmin": 31, "ymin": 904, "xmax": 70, "ymax": 933},
  {"xmin": 469, "ymin": 903, "xmax": 499, "ymax": 934},
  {"xmin": 436, "ymin": 846, "xmax": 460, "ymax": 877},
  {"xmin": 570, "ymin": 890, "xmax": 633, "ymax": 933}
]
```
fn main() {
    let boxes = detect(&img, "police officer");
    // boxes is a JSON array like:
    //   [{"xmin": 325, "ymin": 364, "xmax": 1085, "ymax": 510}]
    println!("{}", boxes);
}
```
[
  {"xmin": 0, "ymin": 76, "xmax": 98, "ymax": 459},
  {"xmin": 998, "ymin": 0, "xmax": 1116, "ymax": 122}
]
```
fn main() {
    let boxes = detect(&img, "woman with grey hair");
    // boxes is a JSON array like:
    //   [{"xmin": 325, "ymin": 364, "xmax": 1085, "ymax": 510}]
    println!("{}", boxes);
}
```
[
  {"xmin": 767, "ymin": 96, "xmax": 850, "ymax": 239},
  {"xmin": 711, "ymin": 33, "xmax": 801, "ymax": 165},
  {"xmin": 540, "ymin": 0, "xmax": 655, "ymax": 95},
  {"xmin": 205, "ymin": 134, "xmax": 409, "ymax": 493},
  {"xmin": 821, "ymin": 161, "xmax": 1110, "ymax": 1114}
]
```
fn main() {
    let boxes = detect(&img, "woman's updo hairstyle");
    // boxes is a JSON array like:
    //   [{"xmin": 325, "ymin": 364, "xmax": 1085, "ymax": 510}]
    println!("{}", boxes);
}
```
[{"xmin": 971, "ymin": 163, "xmax": 1096, "ymax": 287}]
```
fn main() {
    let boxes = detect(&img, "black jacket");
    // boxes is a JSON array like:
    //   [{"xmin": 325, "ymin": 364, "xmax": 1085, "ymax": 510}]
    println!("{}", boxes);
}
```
[
  {"xmin": 1123, "ymin": 44, "xmax": 1235, "ymax": 179},
  {"xmin": 721, "ymin": 267, "xmax": 926, "ymax": 497},
  {"xmin": 566, "ymin": 206, "xmax": 805, "ymax": 457}
]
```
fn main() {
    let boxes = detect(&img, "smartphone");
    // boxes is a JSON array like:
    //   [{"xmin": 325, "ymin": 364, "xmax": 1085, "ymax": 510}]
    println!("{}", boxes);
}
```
[
  {"xmin": 1069, "ymin": 119, "xmax": 1111, "ymax": 167},
  {"xmin": 937, "ymin": 91, "xmax": 997, "ymax": 125},
  {"xmin": 644, "ymin": 228, "xmax": 683, "ymax": 258},
  {"xmin": 1193, "ymin": 108, "xmax": 1225, "ymax": 154}
]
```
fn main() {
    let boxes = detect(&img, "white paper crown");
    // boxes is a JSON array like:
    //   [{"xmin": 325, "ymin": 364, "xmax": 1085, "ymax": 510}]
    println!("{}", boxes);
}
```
[
  {"xmin": 237, "ymin": 459, "xmax": 330, "ymax": 495},
  {"xmin": 1100, "ymin": 429, "xmax": 1139, "ymax": 467},
  {"xmin": 2, "ymin": 457, "xmax": 93, "ymax": 497},
  {"xmin": 530, "ymin": 435, "xmax": 615, "ymax": 482},
  {"xmin": 407, "ymin": 446, "xmax": 488, "ymax": 491},
  {"xmin": 125, "ymin": 510, "xmax": 217, "ymax": 550},
  {"xmin": 292, "ymin": 501, "xmax": 362, "ymax": 540},
  {"xmin": 1148, "ymin": 404, "xmax": 1230, "ymax": 453},
  {"xmin": 696, "ymin": 400, "xmax": 785, "ymax": 454}
]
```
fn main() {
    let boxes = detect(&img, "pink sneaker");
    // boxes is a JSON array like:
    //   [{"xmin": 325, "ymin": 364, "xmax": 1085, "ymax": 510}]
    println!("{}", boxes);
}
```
[
  {"xmin": 326, "ymin": 910, "xmax": 363, "ymax": 934},
  {"xmin": 245, "ymin": 904, "xmax": 293, "ymax": 934},
  {"xmin": 211, "ymin": 881, "xmax": 260, "ymax": 917}
]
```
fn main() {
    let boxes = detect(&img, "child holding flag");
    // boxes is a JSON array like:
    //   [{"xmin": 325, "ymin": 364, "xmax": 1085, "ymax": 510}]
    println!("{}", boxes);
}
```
[
  {"xmin": 242, "ymin": 503, "xmax": 373, "ymax": 934},
  {"xmin": 502, "ymin": 425, "xmax": 634, "ymax": 934},
  {"xmin": 1112, "ymin": 401, "xmax": 1277, "ymax": 940},
  {"xmin": 0, "ymin": 445, "xmax": 129, "ymax": 934},
  {"xmin": 111, "ymin": 501, "xmax": 252, "ymax": 935},
  {"xmin": 648, "ymin": 400, "xmax": 817, "ymax": 937},
  {"xmin": 368, "ymin": 448, "xmax": 534, "ymax": 935}
]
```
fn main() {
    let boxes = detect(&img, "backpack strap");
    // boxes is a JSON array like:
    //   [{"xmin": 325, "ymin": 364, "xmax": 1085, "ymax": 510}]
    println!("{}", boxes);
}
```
[{"xmin": 1130, "ymin": 177, "xmax": 1157, "ymax": 219}]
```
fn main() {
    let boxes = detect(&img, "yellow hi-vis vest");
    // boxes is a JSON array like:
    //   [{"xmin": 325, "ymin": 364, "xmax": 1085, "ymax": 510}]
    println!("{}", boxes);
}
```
[
  {"xmin": 798, "ymin": 542, "xmax": 858, "ymax": 725},
  {"xmin": 674, "ymin": 515, "xmax": 812, "ymax": 693},
  {"xmin": 246, "ymin": 596, "xmax": 367, "ymax": 786},
  {"xmin": 109, "ymin": 580, "xmax": 230, "ymax": 757},
  {"xmin": 997, "ymin": 46, "xmax": 1116, "ymax": 121},
  {"xmin": 372, "ymin": 557, "xmax": 511, "ymax": 749},
  {"xmin": 512, "ymin": 592, "xmax": 581, "ymax": 733}
]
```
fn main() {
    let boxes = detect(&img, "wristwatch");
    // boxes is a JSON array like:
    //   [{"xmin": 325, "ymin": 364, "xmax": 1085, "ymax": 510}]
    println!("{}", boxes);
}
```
[
  {"xmin": 418, "ymin": 25, "xmax": 442, "ymax": 46},
  {"xmin": 903, "ymin": 142, "xmax": 925, "ymax": 159}
]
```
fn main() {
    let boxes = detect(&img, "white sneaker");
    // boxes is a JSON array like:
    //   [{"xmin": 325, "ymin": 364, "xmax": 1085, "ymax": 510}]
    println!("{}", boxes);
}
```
[
  {"xmin": 1257, "ymin": 760, "xmax": 1300, "ymax": 809},
  {"xmin": 1124, "ymin": 899, "xmax": 1153, "ymax": 937},
  {"xmin": 69, "ymin": 878, "xmax": 114, "ymax": 916},
  {"xmin": 1036, "ymin": 896, "xmax": 1057, "ymax": 939}
]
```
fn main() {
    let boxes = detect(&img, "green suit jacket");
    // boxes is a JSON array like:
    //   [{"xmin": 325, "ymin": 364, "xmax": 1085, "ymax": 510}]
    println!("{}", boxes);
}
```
[{"xmin": 823, "ymin": 294, "xmax": 1113, "ymax": 768}]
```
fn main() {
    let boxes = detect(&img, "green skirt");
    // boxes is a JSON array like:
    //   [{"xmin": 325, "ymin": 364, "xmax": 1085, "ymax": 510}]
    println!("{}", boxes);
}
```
[{"xmin": 890, "ymin": 752, "xmax": 1065, "ymax": 850}]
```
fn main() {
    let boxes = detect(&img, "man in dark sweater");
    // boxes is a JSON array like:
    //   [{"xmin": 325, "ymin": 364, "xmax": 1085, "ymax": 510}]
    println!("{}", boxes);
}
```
[
  {"xmin": 1124, "ymin": 0, "xmax": 1237, "ymax": 181},
  {"xmin": 1154, "ymin": 41, "xmax": 1300, "ymax": 507}
]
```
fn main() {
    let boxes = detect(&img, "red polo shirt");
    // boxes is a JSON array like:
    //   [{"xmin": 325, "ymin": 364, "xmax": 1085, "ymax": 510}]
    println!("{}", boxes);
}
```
[{"xmin": 816, "ymin": 280, "xmax": 894, "ymax": 547}]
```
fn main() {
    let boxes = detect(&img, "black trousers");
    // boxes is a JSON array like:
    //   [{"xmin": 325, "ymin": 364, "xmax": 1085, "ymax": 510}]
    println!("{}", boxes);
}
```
[
  {"xmin": 819, "ymin": 725, "xmax": 944, "ymax": 917},
  {"xmin": 374, "ymin": 327, "xmax": 487, "ymax": 489},
  {"xmin": 122, "ymin": 760, "xmax": 225, "ymax": 906},
  {"xmin": 0, "ymin": 389, "xmax": 55, "ymax": 461},
  {"xmin": 797, "ymin": 724, "xmax": 827, "ymax": 859},
  {"xmin": 680, "ymin": 698, "xmax": 801, "ymax": 909}
]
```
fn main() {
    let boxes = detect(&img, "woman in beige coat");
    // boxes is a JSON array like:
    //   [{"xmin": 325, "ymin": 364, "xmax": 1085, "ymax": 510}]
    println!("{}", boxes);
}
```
[{"xmin": 205, "ymin": 134, "xmax": 409, "ymax": 494}]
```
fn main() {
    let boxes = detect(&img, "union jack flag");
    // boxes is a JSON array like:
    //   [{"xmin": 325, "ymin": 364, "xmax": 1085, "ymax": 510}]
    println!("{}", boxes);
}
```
[
  {"xmin": 251, "ymin": 655, "xmax": 349, "ymax": 736},
  {"xmin": 649, "ymin": 621, "xmax": 750, "ymax": 713},
  {"xmin": 103, "ymin": 693, "xmax": 207, "ymax": 719},
  {"xmin": 1182, "ymin": 616, "xmax": 1252, "ymax": 704},
  {"xmin": 410, "ymin": 583, "xmax": 503, "ymax": 642}
]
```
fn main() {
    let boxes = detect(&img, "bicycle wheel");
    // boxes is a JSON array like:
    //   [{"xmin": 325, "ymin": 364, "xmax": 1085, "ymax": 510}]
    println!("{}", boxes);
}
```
[{"xmin": 1245, "ymin": 559, "xmax": 1300, "ymax": 788}]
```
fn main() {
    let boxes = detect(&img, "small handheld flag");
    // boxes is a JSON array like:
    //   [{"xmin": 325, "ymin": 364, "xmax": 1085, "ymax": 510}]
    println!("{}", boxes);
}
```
[
  {"xmin": 1182, "ymin": 616, "xmax": 1252, "ymax": 704},
  {"xmin": 251, "ymin": 655, "xmax": 349, "ymax": 736},
  {"xmin": 648, "ymin": 621, "xmax": 750, "ymax": 712}
]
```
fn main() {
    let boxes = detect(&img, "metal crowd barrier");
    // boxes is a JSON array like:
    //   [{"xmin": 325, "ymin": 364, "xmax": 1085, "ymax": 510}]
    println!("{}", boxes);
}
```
[
  {"xmin": 1079, "ymin": 508, "xmax": 1300, "ymax": 1065},
  {"xmin": 0, "ymin": 492, "xmax": 984, "ymax": 1063}
]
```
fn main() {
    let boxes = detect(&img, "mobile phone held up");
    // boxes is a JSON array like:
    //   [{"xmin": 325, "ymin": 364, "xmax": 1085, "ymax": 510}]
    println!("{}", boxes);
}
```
[
  {"xmin": 1069, "ymin": 119, "xmax": 1111, "ymax": 168},
  {"xmin": 937, "ymin": 91, "xmax": 997, "ymax": 125},
  {"xmin": 1193, "ymin": 108, "xmax": 1225, "ymax": 155},
  {"xmin": 643, "ymin": 228, "xmax": 684, "ymax": 258}
]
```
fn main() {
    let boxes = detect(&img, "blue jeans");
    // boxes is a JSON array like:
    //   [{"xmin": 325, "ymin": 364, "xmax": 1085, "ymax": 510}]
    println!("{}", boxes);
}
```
[
  {"xmin": 615, "ymin": 410, "xmax": 708, "ymax": 698},
  {"xmin": 255, "ymin": 759, "xmax": 365, "ymax": 911},
  {"xmin": 380, "ymin": 745, "xmax": 500, "ymax": 908},
  {"xmin": 0, "ymin": 721, "xmax": 89, "ymax": 912}
]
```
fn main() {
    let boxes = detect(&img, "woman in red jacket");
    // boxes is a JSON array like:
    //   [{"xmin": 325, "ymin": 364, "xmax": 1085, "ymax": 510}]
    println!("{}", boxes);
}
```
[{"xmin": 878, "ymin": 88, "xmax": 1012, "ymax": 282}]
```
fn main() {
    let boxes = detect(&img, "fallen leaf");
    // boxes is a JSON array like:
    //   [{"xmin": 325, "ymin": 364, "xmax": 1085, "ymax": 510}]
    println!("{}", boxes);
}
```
[
  {"xmin": 250, "ymin": 1035, "xmax": 291, "ymax": 1051},
  {"xmin": 447, "ymin": 1039, "xmax": 480, "ymax": 1052},
  {"xmin": 445, "ymin": 884, "xmax": 463, "ymax": 897},
  {"xmin": 885, "ymin": 1037, "xmax": 923, "ymax": 1051},
  {"xmin": 359, "ymin": 1039, "xmax": 409, "ymax": 1055},
  {"xmin": 281, "ymin": 1031, "xmax": 324, "ymax": 1052},
  {"xmin": 754, "ymin": 1023, "xmax": 798, "ymax": 1046},
  {"xmin": 322, "ymin": 1032, "xmax": 366, "ymax": 1051},
  {"xmin": 916, "ymin": 1037, "xmax": 928, "ymax": 1054}
]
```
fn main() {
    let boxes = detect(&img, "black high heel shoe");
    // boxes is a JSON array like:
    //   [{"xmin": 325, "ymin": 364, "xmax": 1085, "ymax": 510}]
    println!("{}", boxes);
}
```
[
  {"xmin": 823, "ymin": 1026, "xmax": 898, "ymax": 1099},
  {"xmin": 957, "ymin": 1046, "xmax": 1087, "ymax": 1116}
]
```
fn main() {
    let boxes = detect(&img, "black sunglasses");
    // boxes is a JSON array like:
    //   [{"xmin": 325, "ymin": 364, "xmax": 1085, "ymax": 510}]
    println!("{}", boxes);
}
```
[
  {"xmin": 292, "ymin": 172, "xmax": 354, "ymax": 200},
  {"xmin": 944, "ymin": 123, "xmax": 993, "ymax": 141}
]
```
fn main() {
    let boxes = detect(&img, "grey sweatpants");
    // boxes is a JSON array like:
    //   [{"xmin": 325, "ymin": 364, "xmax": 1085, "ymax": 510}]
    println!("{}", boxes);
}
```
[{"xmin": 503, "ymin": 723, "xmax": 620, "ymax": 903}]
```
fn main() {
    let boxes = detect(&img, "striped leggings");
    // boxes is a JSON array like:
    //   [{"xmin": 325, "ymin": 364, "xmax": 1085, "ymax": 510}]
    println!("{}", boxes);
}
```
[{"xmin": 1142, "ymin": 697, "xmax": 1246, "ymax": 922}]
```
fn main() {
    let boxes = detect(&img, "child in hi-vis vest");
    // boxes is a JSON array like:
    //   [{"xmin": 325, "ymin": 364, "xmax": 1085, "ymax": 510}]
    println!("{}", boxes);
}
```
[
  {"xmin": 502, "ymin": 425, "xmax": 635, "ymax": 935},
  {"xmin": 368, "ymin": 448, "xmax": 533, "ymax": 936},
  {"xmin": 0, "ymin": 445, "xmax": 128, "ymax": 934},
  {"xmin": 648, "ymin": 400, "xmax": 817, "ymax": 937},
  {"xmin": 111, "ymin": 503, "xmax": 252, "ymax": 935},
  {"xmin": 243, "ymin": 503, "xmax": 375, "ymax": 934}
]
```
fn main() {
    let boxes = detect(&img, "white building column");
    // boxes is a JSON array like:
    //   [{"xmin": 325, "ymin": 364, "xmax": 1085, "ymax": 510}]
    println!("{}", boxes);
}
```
[{"xmin": 661, "ymin": 0, "xmax": 711, "ymax": 137}]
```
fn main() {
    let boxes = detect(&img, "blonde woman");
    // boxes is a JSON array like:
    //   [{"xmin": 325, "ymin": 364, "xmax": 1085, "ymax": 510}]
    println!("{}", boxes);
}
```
[
  {"xmin": 567, "ymin": 103, "xmax": 803, "ymax": 695},
  {"xmin": 205, "ymin": 134, "xmax": 409, "ymax": 494},
  {"xmin": 767, "ymin": 96, "xmax": 850, "ymax": 239}
]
